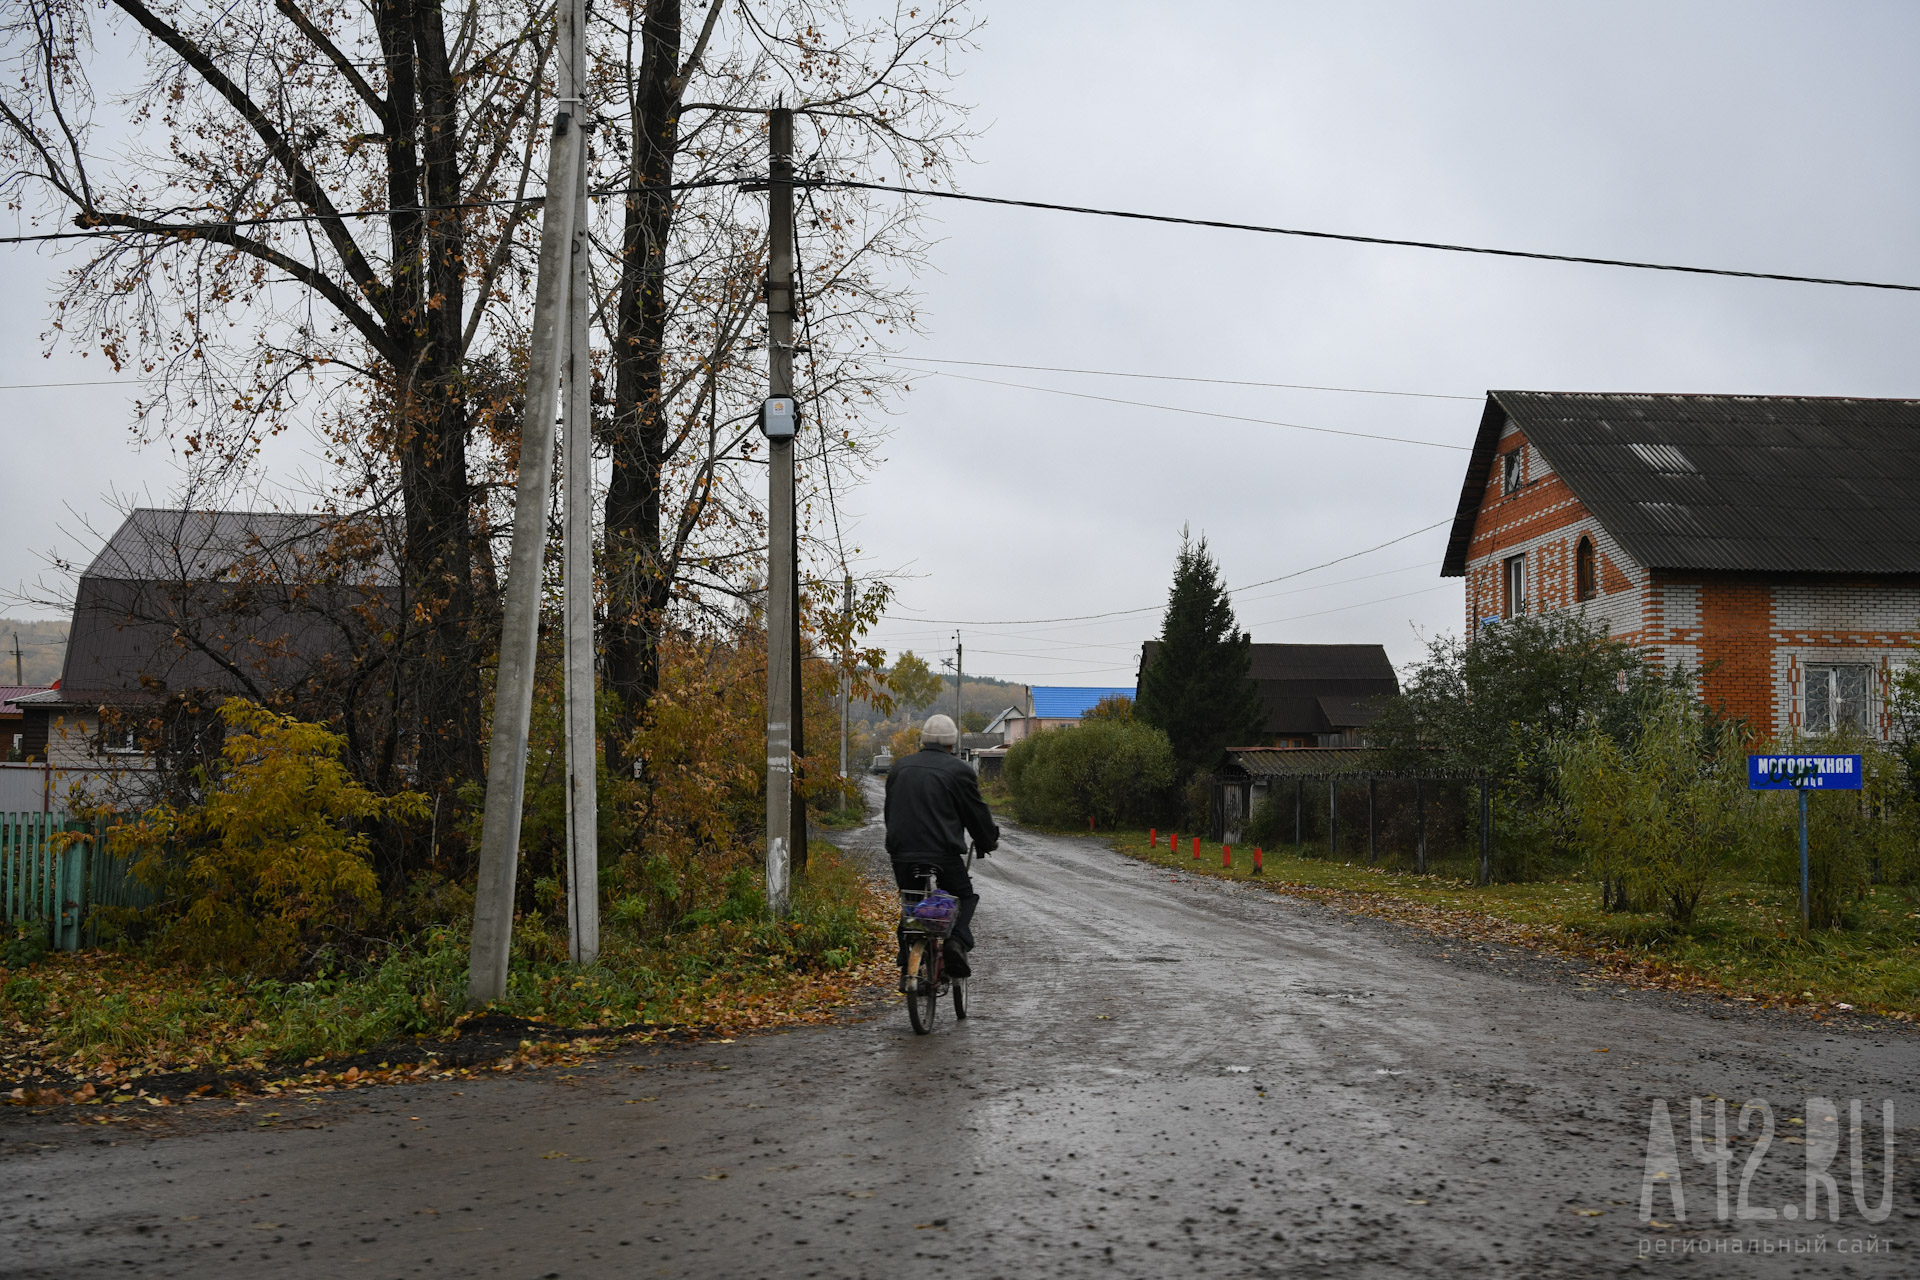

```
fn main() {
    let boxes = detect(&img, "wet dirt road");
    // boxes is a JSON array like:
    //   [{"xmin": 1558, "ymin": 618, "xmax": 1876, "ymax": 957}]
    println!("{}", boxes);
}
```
[{"xmin": 5, "ymin": 792, "xmax": 1916, "ymax": 1278}]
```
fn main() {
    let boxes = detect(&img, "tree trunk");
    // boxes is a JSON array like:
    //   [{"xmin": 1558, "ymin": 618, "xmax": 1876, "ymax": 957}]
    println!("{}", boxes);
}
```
[
  {"xmin": 605, "ymin": 0, "xmax": 682, "ymax": 771},
  {"xmin": 379, "ymin": 0, "xmax": 481, "ymax": 842}
]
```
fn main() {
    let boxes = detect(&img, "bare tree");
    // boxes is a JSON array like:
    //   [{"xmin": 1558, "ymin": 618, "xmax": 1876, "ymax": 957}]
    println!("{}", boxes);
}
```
[
  {"xmin": 592, "ymin": 0, "xmax": 978, "ymax": 765},
  {"xmin": 1, "ymin": 0, "xmax": 557, "ymax": 811},
  {"xmin": 1, "ymin": 0, "xmax": 976, "ymax": 847}
]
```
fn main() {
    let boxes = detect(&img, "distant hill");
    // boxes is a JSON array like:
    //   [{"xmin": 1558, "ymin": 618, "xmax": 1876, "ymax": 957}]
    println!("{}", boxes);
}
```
[{"xmin": 0, "ymin": 618, "xmax": 68, "ymax": 685}]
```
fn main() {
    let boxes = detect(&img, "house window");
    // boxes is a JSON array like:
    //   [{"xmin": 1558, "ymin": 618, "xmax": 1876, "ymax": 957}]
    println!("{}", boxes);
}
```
[
  {"xmin": 1501, "ymin": 449, "xmax": 1522, "ymax": 495},
  {"xmin": 1503, "ymin": 554, "xmax": 1527, "ymax": 618},
  {"xmin": 1804, "ymin": 664, "xmax": 1871, "ymax": 735},
  {"xmin": 1575, "ymin": 537, "xmax": 1597, "ymax": 602}
]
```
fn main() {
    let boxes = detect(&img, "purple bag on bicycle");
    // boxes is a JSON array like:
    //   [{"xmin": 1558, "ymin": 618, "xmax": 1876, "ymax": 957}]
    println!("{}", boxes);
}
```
[{"xmin": 907, "ymin": 890, "xmax": 959, "ymax": 931}]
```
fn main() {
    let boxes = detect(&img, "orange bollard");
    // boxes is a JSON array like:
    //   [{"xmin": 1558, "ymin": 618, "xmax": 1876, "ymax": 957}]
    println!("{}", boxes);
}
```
[
  {"xmin": 1170, "ymin": 831, "xmax": 1177, "ymax": 856},
  {"xmin": 1149, "ymin": 828, "xmax": 1157, "ymax": 848},
  {"xmin": 1222, "ymin": 843, "xmax": 1232, "ymax": 869},
  {"xmin": 1253, "ymin": 846, "xmax": 1264, "ymax": 876},
  {"xmin": 1191, "ymin": 836, "xmax": 1200, "ymax": 859}
]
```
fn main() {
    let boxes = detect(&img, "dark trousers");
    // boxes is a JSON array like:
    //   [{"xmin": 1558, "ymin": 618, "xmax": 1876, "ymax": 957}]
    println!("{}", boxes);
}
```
[{"xmin": 891, "ymin": 854, "xmax": 978, "ymax": 952}]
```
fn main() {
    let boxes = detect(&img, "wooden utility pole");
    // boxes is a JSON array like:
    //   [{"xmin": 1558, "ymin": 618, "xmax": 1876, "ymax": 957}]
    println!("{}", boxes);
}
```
[
  {"xmin": 467, "ymin": 0, "xmax": 588, "ymax": 1007},
  {"xmin": 763, "ymin": 105, "xmax": 797, "ymax": 915}
]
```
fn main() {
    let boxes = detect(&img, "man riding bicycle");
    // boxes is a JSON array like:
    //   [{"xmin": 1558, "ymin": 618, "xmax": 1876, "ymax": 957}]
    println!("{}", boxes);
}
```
[{"xmin": 885, "ymin": 713, "xmax": 999, "ymax": 979}]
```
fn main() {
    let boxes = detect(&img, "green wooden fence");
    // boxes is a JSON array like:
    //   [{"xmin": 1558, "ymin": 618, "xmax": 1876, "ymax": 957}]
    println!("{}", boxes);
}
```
[{"xmin": 1, "ymin": 813, "xmax": 156, "ymax": 950}]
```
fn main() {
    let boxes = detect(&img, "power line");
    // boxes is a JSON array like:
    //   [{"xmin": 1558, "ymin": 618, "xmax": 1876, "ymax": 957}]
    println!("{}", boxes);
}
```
[
  {"xmin": 890, "ymin": 364, "xmax": 1467, "ymax": 451},
  {"xmin": 822, "ymin": 179, "xmax": 1920, "ymax": 294},
  {"xmin": 871, "ymin": 355, "xmax": 1481, "ymax": 401},
  {"xmin": 9, "ymin": 173, "xmax": 1918, "ymax": 296},
  {"xmin": 903, "ymin": 582, "xmax": 1454, "ymax": 680},
  {"xmin": 875, "ymin": 560, "xmax": 1439, "ymax": 649},
  {"xmin": 1242, "ymin": 582, "xmax": 1452, "ymax": 629},
  {"xmin": 884, "ymin": 517, "xmax": 1453, "ymax": 626}
]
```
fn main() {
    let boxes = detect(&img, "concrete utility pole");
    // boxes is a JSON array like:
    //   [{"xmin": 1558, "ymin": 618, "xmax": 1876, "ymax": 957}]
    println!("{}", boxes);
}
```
[
  {"xmin": 953, "ymin": 632, "xmax": 963, "ymax": 731},
  {"xmin": 562, "ymin": 72, "xmax": 598, "ymax": 968},
  {"xmin": 791, "ymin": 539, "xmax": 807, "ymax": 876},
  {"xmin": 467, "ymin": 0, "xmax": 588, "ymax": 1007},
  {"xmin": 839, "ymin": 572, "xmax": 853, "ymax": 782},
  {"xmin": 763, "ymin": 106, "xmax": 797, "ymax": 916}
]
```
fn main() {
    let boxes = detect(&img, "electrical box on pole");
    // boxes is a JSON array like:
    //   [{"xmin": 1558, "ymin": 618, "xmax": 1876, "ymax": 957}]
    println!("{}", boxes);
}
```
[{"xmin": 759, "ymin": 397, "xmax": 798, "ymax": 439}]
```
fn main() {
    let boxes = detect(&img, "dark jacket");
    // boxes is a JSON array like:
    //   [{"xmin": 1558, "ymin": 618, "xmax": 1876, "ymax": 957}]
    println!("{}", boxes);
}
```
[{"xmin": 884, "ymin": 746, "xmax": 1000, "ymax": 860}]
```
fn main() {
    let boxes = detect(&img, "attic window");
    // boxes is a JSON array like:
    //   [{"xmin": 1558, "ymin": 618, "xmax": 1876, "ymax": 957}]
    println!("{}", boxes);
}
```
[
  {"xmin": 1628, "ymin": 442, "xmax": 1698, "ymax": 474},
  {"xmin": 1575, "ymin": 537, "xmax": 1597, "ymax": 602},
  {"xmin": 1501, "ymin": 450, "xmax": 1522, "ymax": 495}
]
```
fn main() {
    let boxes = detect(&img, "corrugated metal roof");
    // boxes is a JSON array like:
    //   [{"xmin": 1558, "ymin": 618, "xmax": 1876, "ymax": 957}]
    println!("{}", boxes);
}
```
[
  {"xmin": 83, "ymin": 507, "xmax": 397, "ymax": 584},
  {"xmin": 1029, "ymin": 686, "xmax": 1134, "ymax": 719},
  {"xmin": 1215, "ymin": 747, "xmax": 1377, "ymax": 777},
  {"xmin": 55, "ymin": 509, "xmax": 396, "ymax": 700},
  {"xmin": 0, "ymin": 686, "xmax": 50, "ymax": 715},
  {"xmin": 1216, "ymin": 747, "xmax": 1459, "ymax": 778},
  {"xmin": 1443, "ymin": 392, "xmax": 1920, "ymax": 575}
]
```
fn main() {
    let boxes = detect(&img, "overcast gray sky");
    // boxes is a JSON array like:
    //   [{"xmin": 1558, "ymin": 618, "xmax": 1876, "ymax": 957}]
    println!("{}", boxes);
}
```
[{"xmin": 7, "ymin": 1, "xmax": 1920, "ymax": 690}]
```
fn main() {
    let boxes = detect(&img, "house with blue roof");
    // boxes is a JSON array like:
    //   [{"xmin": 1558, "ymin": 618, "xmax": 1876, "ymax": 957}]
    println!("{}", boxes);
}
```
[{"xmin": 994, "ymin": 686, "xmax": 1134, "ymax": 738}]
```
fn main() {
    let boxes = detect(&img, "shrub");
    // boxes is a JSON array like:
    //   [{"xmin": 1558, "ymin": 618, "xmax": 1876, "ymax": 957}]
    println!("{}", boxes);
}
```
[
  {"xmin": 1556, "ymin": 690, "xmax": 1753, "ymax": 924},
  {"xmin": 1004, "ymin": 720, "xmax": 1174, "ymax": 829},
  {"xmin": 116, "ymin": 700, "xmax": 429, "ymax": 975}
]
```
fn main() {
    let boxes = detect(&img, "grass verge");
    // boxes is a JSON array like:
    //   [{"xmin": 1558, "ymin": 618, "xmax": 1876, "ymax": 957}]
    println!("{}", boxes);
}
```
[
  {"xmin": 1105, "ymin": 829, "xmax": 1920, "ymax": 1024},
  {"xmin": 1, "ymin": 842, "xmax": 895, "ymax": 1104}
]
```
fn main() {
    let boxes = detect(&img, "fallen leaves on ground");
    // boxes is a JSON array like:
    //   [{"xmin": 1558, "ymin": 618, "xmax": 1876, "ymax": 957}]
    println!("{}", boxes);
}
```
[{"xmin": 0, "ymin": 878, "xmax": 898, "ymax": 1110}]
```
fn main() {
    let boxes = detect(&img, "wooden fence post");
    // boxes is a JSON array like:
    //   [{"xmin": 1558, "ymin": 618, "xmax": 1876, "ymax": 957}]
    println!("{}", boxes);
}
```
[
  {"xmin": 1415, "ymin": 778, "xmax": 1428, "ymax": 874},
  {"xmin": 1478, "ymin": 775, "xmax": 1493, "ymax": 886},
  {"xmin": 1367, "ymin": 777, "xmax": 1377, "ymax": 865},
  {"xmin": 1328, "ymin": 777, "xmax": 1338, "ymax": 857}
]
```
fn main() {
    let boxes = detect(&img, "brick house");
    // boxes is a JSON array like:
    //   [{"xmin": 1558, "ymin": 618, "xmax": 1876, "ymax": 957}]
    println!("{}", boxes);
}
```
[{"xmin": 1441, "ymin": 392, "xmax": 1920, "ymax": 741}]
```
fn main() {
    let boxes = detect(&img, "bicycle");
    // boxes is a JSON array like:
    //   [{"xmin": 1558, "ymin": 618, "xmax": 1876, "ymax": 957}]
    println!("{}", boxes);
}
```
[{"xmin": 896, "ymin": 849, "xmax": 974, "ymax": 1035}]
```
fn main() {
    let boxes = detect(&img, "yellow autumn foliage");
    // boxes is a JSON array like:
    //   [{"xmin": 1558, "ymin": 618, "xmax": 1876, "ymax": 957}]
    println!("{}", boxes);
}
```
[{"xmin": 117, "ymin": 700, "xmax": 428, "ymax": 975}]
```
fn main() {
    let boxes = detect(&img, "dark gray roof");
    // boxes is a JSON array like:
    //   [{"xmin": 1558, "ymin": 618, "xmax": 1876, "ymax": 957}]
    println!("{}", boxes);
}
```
[
  {"xmin": 1138, "ymin": 642, "xmax": 1398, "ymax": 737},
  {"xmin": 1443, "ymin": 392, "xmax": 1920, "ymax": 576},
  {"xmin": 58, "ymin": 508, "xmax": 393, "ymax": 700},
  {"xmin": 84, "ymin": 507, "xmax": 395, "ymax": 584}
]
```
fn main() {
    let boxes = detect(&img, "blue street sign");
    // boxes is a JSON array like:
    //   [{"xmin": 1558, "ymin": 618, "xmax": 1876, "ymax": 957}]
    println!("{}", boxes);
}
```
[{"xmin": 1747, "ymin": 754, "xmax": 1863, "ymax": 792}]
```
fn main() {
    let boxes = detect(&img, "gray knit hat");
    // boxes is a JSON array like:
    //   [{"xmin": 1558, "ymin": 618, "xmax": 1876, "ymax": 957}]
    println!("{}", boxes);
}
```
[{"xmin": 921, "ymin": 713, "xmax": 959, "ymax": 747}]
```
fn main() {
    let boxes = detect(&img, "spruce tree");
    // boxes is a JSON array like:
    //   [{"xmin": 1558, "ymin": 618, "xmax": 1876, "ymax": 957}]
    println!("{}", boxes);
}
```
[{"xmin": 1135, "ymin": 530, "xmax": 1268, "ymax": 780}]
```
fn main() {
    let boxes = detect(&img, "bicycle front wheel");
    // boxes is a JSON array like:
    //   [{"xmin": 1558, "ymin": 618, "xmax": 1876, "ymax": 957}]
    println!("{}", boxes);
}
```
[{"xmin": 904, "ymin": 941, "xmax": 937, "ymax": 1035}]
